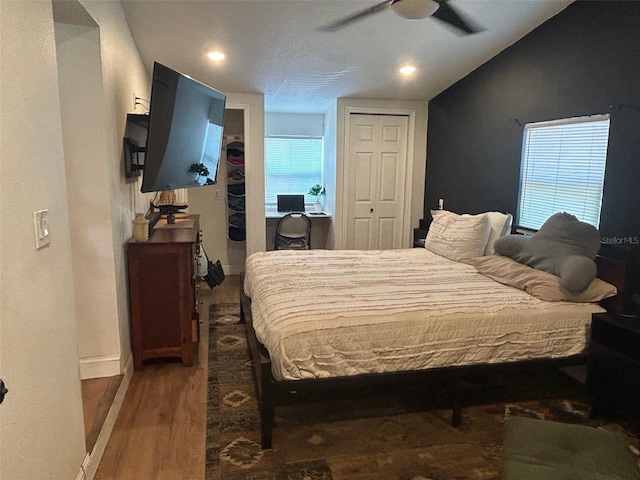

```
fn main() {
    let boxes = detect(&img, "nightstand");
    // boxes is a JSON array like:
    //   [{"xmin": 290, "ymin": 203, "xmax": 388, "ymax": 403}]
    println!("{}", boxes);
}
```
[
  {"xmin": 413, "ymin": 228, "xmax": 428, "ymax": 247},
  {"xmin": 587, "ymin": 312, "xmax": 640, "ymax": 432}
]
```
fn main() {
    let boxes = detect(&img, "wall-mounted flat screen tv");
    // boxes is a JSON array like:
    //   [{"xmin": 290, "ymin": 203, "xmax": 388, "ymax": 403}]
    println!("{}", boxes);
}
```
[{"xmin": 141, "ymin": 62, "xmax": 226, "ymax": 193}]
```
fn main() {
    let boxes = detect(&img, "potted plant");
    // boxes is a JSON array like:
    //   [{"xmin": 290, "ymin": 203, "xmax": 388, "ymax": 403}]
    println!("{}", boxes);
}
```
[{"xmin": 308, "ymin": 184, "xmax": 325, "ymax": 212}]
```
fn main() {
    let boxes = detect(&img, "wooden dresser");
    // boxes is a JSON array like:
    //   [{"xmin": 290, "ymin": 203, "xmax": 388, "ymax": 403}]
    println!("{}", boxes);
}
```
[{"xmin": 127, "ymin": 214, "xmax": 200, "ymax": 370}]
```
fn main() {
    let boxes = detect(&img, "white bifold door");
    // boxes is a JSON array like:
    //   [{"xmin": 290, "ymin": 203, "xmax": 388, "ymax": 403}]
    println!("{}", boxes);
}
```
[{"xmin": 346, "ymin": 113, "xmax": 409, "ymax": 250}]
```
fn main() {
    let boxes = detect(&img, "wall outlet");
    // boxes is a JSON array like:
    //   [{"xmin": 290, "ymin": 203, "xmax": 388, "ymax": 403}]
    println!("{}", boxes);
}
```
[
  {"xmin": 215, "ymin": 189, "xmax": 222, "ymax": 200},
  {"xmin": 438, "ymin": 198, "xmax": 444, "ymax": 210}
]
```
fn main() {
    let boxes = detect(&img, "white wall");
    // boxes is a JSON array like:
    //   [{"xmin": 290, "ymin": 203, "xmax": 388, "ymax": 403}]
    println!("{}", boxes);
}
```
[
  {"xmin": 55, "ymin": 18, "xmax": 123, "ymax": 379},
  {"xmin": 0, "ymin": 2, "xmax": 87, "ymax": 478},
  {"xmin": 323, "ymin": 103, "xmax": 338, "ymax": 249},
  {"xmin": 265, "ymin": 112, "xmax": 325, "ymax": 137},
  {"xmin": 78, "ymin": 0, "xmax": 152, "ymax": 375},
  {"xmin": 0, "ymin": 1, "xmax": 150, "ymax": 477},
  {"xmin": 334, "ymin": 98, "xmax": 428, "ymax": 249}
]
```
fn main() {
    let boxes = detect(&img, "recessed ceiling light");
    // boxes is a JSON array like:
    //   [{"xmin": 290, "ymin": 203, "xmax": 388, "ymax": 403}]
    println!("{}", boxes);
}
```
[
  {"xmin": 399, "ymin": 65, "xmax": 417, "ymax": 76},
  {"xmin": 207, "ymin": 51, "xmax": 225, "ymax": 61}
]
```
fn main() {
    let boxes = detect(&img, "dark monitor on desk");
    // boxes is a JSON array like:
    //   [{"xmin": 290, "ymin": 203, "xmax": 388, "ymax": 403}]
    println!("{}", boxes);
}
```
[{"xmin": 277, "ymin": 194, "xmax": 305, "ymax": 213}]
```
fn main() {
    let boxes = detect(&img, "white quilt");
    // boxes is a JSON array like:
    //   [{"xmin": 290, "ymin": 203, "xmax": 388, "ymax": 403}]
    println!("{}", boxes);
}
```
[{"xmin": 244, "ymin": 249, "xmax": 604, "ymax": 381}]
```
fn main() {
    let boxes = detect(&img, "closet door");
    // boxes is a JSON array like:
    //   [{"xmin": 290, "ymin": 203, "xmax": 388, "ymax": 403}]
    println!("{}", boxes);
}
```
[{"xmin": 346, "ymin": 114, "xmax": 409, "ymax": 250}]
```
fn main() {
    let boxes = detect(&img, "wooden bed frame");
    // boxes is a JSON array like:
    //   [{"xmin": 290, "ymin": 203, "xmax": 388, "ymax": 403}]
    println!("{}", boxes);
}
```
[{"xmin": 239, "ymin": 255, "xmax": 628, "ymax": 449}]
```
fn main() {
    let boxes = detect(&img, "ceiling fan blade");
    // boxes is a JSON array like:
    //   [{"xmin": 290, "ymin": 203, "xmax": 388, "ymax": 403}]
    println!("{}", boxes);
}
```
[
  {"xmin": 318, "ymin": 0, "xmax": 393, "ymax": 32},
  {"xmin": 431, "ymin": 0, "xmax": 484, "ymax": 35}
]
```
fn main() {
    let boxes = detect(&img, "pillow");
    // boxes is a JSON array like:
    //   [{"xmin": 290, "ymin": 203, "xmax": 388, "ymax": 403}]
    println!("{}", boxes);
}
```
[
  {"xmin": 483, "ymin": 212, "xmax": 513, "ymax": 255},
  {"xmin": 471, "ymin": 255, "xmax": 617, "ymax": 303},
  {"xmin": 493, "ymin": 212, "xmax": 601, "ymax": 292},
  {"xmin": 425, "ymin": 210, "xmax": 491, "ymax": 263}
]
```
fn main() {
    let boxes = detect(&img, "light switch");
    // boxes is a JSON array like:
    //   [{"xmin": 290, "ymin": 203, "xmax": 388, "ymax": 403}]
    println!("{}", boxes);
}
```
[{"xmin": 33, "ymin": 209, "xmax": 50, "ymax": 249}]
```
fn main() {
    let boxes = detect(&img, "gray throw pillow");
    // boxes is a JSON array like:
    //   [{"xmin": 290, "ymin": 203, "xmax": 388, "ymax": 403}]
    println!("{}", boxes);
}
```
[{"xmin": 494, "ymin": 212, "xmax": 601, "ymax": 293}]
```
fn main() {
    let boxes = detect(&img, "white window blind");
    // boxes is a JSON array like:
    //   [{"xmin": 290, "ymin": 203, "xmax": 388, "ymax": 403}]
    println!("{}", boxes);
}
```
[
  {"xmin": 517, "ymin": 114, "xmax": 610, "ymax": 230},
  {"xmin": 264, "ymin": 135, "xmax": 324, "ymax": 205}
]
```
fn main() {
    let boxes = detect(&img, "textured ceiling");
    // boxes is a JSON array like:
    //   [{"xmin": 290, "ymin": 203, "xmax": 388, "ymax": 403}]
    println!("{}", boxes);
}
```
[{"xmin": 120, "ymin": 0, "xmax": 573, "ymax": 114}]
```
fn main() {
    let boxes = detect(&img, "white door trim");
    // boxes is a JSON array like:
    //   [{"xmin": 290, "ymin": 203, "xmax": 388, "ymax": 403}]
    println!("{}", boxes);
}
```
[{"xmin": 340, "ymin": 106, "xmax": 416, "ymax": 249}]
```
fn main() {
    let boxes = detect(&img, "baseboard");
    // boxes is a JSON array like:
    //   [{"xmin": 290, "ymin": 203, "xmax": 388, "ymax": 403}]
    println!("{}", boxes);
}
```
[
  {"xmin": 79, "ymin": 354, "xmax": 122, "ymax": 380},
  {"xmin": 79, "ymin": 353, "xmax": 134, "ymax": 480},
  {"xmin": 76, "ymin": 454, "xmax": 90, "ymax": 480}
]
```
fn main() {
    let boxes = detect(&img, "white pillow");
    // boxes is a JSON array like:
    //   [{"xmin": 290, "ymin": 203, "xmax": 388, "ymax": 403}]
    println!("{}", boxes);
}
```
[
  {"xmin": 483, "ymin": 212, "xmax": 513, "ymax": 255},
  {"xmin": 425, "ymin": 210, "xmax": 491, "ymax": 263}
]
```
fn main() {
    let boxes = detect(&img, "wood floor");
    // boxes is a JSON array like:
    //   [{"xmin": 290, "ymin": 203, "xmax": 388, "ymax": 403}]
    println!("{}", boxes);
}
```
[{"xmin": 89, "ymin": 276, "xmax": 239, "ymax": 480}]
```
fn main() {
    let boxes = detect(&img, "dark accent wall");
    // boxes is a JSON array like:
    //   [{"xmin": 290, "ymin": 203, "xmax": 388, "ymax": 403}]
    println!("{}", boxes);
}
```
[{"xmin": 425, "ymin": 1, "xmax": 640, "ymax": 243}]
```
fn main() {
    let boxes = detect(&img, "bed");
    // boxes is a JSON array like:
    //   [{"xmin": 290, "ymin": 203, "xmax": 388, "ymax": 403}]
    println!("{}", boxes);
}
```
[{"xmin": 240, "ymin": 213, "xmax": 626, "ymax": 449}]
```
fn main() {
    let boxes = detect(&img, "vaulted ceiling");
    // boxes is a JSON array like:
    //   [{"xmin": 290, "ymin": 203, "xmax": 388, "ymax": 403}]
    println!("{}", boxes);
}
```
[{"xmin": 120, "ymin": 0, "xmax": 573, "ymax": 113}]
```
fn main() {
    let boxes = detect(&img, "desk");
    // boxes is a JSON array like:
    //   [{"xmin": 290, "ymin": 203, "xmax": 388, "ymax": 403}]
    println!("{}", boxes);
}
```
[
  {"xmin": 266, "ymin": 211, "xmax": 330, "ymax": 219},
  {"xmin": 265, "ymin": 212, "xmax": 331, "ymax": 250}
]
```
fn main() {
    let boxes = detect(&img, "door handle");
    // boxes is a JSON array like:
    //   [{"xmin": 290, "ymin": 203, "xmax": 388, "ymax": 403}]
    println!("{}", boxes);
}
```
[{"xmin": 0, "ymin": 379, "xmax": 7, "ymax": 405}]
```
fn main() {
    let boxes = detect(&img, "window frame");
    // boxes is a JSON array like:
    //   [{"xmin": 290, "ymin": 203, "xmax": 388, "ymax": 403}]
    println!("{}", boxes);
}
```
[
  {"xmin": 264, "ymin": 134, "xmax": 324, "ymax": 209},
  {"xmin": 516, "ymin": 113, "xmax": 610, "ymax": 231}
]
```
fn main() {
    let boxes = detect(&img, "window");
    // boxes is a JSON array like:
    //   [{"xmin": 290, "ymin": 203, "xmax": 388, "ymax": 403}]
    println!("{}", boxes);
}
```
[
  {"xmin": 517, "ymin": 114, "xmax": 610, "ymax": 230},
  {"xmin": 264, "ymin": 135, "xmax": 324, "ymax": 206}
]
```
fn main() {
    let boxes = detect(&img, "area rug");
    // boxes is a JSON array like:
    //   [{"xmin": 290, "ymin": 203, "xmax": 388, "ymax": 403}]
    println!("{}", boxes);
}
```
[{"xmin": 205, "ymin": 303, "xmax": 640, "ymax": 480}]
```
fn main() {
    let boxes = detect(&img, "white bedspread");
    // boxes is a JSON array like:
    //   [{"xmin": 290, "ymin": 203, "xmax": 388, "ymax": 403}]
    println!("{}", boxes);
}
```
[{"xmin": 244, "ymin": 249, "xmax": 604, "ymax": 381}]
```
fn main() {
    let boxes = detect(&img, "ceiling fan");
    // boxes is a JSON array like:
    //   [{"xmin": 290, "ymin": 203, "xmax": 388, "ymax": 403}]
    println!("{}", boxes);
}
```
[{"xmin": 318, "ymin": 0, "xmax": 483, "ymax": 35}]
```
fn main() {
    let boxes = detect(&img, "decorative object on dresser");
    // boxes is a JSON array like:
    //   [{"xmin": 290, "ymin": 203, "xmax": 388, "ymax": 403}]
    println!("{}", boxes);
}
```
[
  {"xmin": 150, "ymin": 190, "xmax": 189, "ymax": 226},
  {"xmin": 127, "ymin": 214, "xmax": 200, "ymax": 370},
  {"xmin": 132, "ymin": 212, "xmax": 149, "ymax": 242},
  {"xmin": 587, "ymin": 311, "xmax": 640, "ymax": 434}
]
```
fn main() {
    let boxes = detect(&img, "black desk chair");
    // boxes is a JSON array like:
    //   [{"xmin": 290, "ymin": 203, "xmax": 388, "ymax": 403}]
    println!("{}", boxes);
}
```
[{"xmin": 275, "ymin": 213, "xmax": 311, "ymax": 250}]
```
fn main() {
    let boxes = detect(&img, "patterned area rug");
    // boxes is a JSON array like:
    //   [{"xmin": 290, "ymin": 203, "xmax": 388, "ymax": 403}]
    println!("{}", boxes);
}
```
[{"xmin": 206, "ymin": 303, "xmax": 640, "ymax": 480}]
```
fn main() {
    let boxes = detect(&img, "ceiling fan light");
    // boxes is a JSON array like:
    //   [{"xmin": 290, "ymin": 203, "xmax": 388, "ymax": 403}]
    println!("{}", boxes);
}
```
[{"xmin": 391, "ymin": 0, "xmax": 439, "ymax": 20}]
